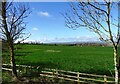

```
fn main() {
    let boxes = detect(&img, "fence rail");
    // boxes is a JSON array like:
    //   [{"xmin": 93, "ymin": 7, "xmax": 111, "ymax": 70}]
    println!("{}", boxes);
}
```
[
  {"xmin": 2, "ymin": 64, "xmax": 115, "ymax": 83},
  {"xmin": 40, "ymin": 68, "xmax": 115, "ymax": 83}
]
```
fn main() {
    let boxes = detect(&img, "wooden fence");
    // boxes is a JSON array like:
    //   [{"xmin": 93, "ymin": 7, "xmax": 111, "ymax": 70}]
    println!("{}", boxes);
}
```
[
  {"xmin": 40, "ymin": 68, "xmax": 115, "ymax": 83},
  {"xmin": 2, "ymin": 64, "xmax": 115, "ymax": 83}
]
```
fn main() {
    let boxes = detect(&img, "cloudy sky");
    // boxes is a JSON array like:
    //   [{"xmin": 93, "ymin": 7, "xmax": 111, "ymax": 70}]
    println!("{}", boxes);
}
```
[{"xmin": 21, "ymin": 2, "xmax": 118, "ymax": 43}]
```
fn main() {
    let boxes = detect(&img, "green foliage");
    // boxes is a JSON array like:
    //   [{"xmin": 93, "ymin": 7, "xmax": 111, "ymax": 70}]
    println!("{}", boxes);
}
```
[{"xmin": 2, "ymin": 71, "xmax": 13, "ymax": 83}]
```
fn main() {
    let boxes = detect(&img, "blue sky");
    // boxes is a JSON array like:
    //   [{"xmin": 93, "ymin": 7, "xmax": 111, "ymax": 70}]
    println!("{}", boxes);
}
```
[
  {"xmin": 23, "ymin": 2, "xmax": 99, "ymax": 43},
  {"xmin": 22, "ymin": 2, "xmax": 118, "ymax": 43}
]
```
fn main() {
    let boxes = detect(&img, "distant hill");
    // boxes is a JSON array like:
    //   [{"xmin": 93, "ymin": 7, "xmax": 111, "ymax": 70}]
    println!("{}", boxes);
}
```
[{"xmin": 21, "ymin": 41, "xmax": 111, "ymax": 46}]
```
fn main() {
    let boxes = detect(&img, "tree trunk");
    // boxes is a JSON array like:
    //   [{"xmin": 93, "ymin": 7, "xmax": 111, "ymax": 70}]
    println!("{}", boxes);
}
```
[
  {"xmin": 114, "ymin": 47, "xmax": 120, "ymax": 84},
  {"xmin": 9, "ymin": 41, "xmax": 17, "ymax": 78}
]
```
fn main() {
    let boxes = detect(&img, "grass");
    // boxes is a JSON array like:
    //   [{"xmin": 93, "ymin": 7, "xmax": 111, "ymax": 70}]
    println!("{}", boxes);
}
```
[
  {"xmin": 6, "ymin": 44, "xmax": 114, "ymax": 76},
  {"xmin": 2, "ymin": 70, "xmax": 68, "ymax": 84}
]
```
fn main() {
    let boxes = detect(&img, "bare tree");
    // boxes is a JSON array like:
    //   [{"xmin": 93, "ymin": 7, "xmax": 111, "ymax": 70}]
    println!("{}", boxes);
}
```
[
  {"xmin": 63, "ymin": 1, "xmax": 120, "ymax": 84},
  {"xmin": 0, "ymin": 1, "xmax": 30, "ymax": 79}
]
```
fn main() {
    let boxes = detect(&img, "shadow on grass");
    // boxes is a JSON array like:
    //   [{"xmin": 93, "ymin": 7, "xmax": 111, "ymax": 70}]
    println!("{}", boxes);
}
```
[
  {"xmin": 82, "ymin": 69, "xmax": 114, "ymax": 76},
  {"xmin": 17, "ymin": 60, "xmax": 60, "ymax": 78},
  {"xmin": 15, "ymin": 52, "xmax": 32, "ymax": 57},
  {"xmin": 18, "ymin": 60, "xmax": 59, "ymax": 70},
  {"xmin": 16, "ymin": 59, "xmax": 114, "ymax": 76}
]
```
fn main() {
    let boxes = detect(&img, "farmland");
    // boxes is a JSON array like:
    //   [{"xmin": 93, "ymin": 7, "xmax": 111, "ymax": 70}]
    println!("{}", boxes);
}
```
[{"xmin": 3, "ymin": 44, "xmax": 114, "ymax": 76}]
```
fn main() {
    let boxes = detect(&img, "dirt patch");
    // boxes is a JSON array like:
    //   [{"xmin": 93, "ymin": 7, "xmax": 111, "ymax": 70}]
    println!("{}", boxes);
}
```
[{"xmin": 45, "ymin": 50, "xmax": 61, "ymax": 53}]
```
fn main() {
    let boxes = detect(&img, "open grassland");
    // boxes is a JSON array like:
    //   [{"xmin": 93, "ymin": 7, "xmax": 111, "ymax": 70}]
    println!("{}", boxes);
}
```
[{"xmin": 3, "ymin": 44, "xmax": 114, "ymax": 76}]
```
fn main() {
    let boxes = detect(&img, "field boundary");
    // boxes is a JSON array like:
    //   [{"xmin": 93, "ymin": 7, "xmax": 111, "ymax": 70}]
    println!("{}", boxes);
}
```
[
  {"xmin": 2, "ymin": 64, "xmax": 115, "ymax": 83},
  {"xmin": 40, "ymin": 68, "xmax": 115, "ymax": 83}
]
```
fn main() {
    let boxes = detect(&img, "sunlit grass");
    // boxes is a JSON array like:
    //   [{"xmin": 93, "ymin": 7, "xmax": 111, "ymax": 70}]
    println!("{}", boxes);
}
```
[{"xmin": 9, "ymin": 44, "xmax": 114, "ymax": 76}]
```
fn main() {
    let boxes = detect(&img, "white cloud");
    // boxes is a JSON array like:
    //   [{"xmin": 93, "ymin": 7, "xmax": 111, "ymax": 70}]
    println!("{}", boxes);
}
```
[
  {"xmin": 21, "ymin": 36, "xmax": 99, "ymax": 43},
  {"xmin": 0, "ymin": 29, "xmax": 2, "ymax": 32},
  {"xmin": 22, "ymin": 39, "xmax": 36, "ymax": 43},
  {"xmin": 51, "ymin": 36, "xmax": 99, "ymax": 43},
  {"xmin": 38, "ymin": 11, "xmax": 50, "ymax": 17},
  {"xmin": 37, "ymin": 36, "xmax": 99, "ymax": 43},
  {"xmin": 33, "ymin": 27, "xmax": 39, "ymax": 31}
]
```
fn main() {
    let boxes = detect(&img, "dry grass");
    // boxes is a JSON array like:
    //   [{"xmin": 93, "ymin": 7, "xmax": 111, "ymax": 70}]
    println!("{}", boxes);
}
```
[{"xmin": 45, "ymin": 50, "xmax": 61, "ymax": 53}]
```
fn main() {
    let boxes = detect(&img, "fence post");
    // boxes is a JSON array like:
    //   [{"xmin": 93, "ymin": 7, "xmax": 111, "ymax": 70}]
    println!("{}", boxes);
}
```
[
  {"xmin": 25, "ymin": 66, "xmax": 27, "ymax": 74},
  {"xmin": 37, "ymin": 66, "xmax": 39, "ymax": 72},
  {"xmin": 51, "ymin": 69, "xmax": 55, "ymax": 81},
  {"xmin": 104, "ymin": 75, "xmax": 107, "ymax": 84},
  {"xmin": 30, "ymin": 66, "xmax": 32, "ymax": 72},
  {"xmin": 77, "ymin": 72, "xmax": 80, "ymax": 84},
  {"xmin": 55, "ymin": 69, "xmax": 58, "ymax": 78},
  {"xmin": 53, "ymin": 69, "xmax": 55, "ymax": 77},
  {"xmin": 18, "ymin": 65, "xmax": 20, "ymax": 75},
  {"xmin": 24, "ymin": 66, "xmax": 27, "ymax": 74}
]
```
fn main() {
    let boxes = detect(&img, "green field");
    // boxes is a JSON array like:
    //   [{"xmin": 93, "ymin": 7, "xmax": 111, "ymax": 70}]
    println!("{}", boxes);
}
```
[{"xmin": 3, "ymin": 44, "xmax": 115, "ymax": 76}]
